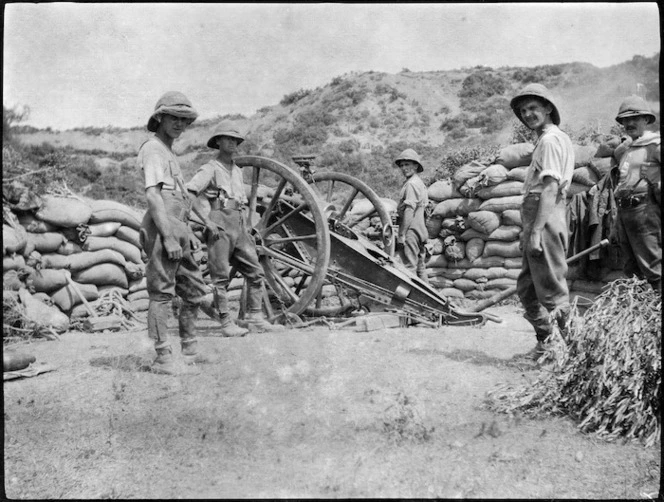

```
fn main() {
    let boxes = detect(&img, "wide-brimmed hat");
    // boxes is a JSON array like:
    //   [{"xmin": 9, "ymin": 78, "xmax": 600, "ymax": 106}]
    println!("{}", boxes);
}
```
[
  {"xmin": 615, "ymin": 95, "xmax": 656, "ymax": 124},
  {"xmin": 207, "ymin": 120, "xmax": 246, "ymax": 148},
  {"xmin": 510, "ymin": 83, "xmax": 561, "ymax": 126},
  {"xmin": 394, "ymin": 149, "xmax": 423, "ymax": 173},
  {"xmin": 147, "ymin": 91, "xmax": 198, "ymax": 132}
]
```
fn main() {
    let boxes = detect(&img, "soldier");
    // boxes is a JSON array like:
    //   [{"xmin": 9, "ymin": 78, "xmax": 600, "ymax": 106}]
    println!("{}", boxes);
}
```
[
  {"xmin": 611, "ymin": 96, "xmax": 661, "ymax": 293},
  {"xmin": 137, "ymin": 91, "xmax": 210, "ymax": 374},
  {"xmin": 186, "ymin": 120, "xmax": 284, "ymax": 334},
  {"xmin": 394, "ymin": 148, "xmax": 429, "ymax": 282},
  {"xmin": 509, "ymin": 84, "xmax": 574, "ymax": 360}
]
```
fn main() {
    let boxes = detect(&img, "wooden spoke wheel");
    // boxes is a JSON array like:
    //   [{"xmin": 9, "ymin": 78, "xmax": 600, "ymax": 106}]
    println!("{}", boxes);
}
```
[
  {"xmin": 307, "ymin": 171, "xmax": 395, "ymax": 256},
  {"xmin": 234, "ymin": 156, "xmax": 331, "ymax": 318}
]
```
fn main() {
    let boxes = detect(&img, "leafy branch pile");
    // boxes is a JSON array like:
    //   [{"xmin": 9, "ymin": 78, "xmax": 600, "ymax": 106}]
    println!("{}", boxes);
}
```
[{"xmin": 488, "ymin": 277, "xmax": 661, "ymax": 447}]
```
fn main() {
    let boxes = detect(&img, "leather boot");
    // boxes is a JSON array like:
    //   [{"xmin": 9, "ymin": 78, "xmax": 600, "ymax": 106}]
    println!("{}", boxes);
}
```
[
  {"xmin": 240, "ymin": 312, "xmax": 285, "ymax": 333},
  {"xmin": 219, "ymin": 316, "xmax": 249, "ymax": 337},
  {"xmin": 151, "ymin": 348, "xmax": 179, "ymax": 375},
  {"xmin": 181, "ymin": 338, "xmax": 214, "ymax": 364}
]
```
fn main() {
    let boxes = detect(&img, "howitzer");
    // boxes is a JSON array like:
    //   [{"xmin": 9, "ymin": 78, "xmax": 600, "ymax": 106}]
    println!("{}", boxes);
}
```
[{"xmin": 469, "ymin": 238, "xmax": 610, "ymax": 313}]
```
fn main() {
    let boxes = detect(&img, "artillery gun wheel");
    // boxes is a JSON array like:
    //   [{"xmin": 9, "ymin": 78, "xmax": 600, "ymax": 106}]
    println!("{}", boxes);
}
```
[
  {"xmin": 233, "ymin": 156, "xmax": 331, "ymax": 318},
  {"xmin": 308, "ymin": 171, "xmax": 396, "ymax": 256}
]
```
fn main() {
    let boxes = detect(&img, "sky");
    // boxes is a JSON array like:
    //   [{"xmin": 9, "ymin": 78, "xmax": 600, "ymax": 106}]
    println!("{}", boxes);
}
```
[{"xmin": 3, "ymin": 2, "xmax": 661, "ymax": 131}]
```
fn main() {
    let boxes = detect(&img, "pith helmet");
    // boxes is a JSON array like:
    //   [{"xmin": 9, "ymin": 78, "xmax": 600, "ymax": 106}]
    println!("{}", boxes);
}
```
[
  {"xmin": 207, "ymin": 120, "xmax": 246, "ymax": 148},
  {"xmin": 147, "ymin": 91, "xmax": 198, "ymax": 132},
  {"xmin": 394, "ymin": 149, "xmax": 424, "ymax": 173},
  {"xmin": 510, "ymin": 83, "xmax": 561, "ymax": 126},
  {"xmin": 615, "ymin": 95, "xmax": 656, "ymax": 124}
]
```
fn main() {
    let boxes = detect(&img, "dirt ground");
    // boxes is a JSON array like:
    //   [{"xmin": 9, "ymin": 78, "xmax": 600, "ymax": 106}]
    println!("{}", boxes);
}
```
[{"xmin": 3, "ymin": 304, "xmax": 661, "ymax": 499}]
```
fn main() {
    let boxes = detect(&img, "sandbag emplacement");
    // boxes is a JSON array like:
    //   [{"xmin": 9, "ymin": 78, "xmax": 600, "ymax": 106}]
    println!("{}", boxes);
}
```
[
  {"xmin": 432, "ymin": 198, "xmax": 482, "ymax": 219},
  {"xmin": 427, "ymin": 179, "xmax": 461, "ymax": 202},
  {"xmin": 495, "ymin": 143, "xmax": 534, "ymax": 169},
  {"xmin": 483, "ymin": 241, "xmax": 522, "ymax": 259},
  {"xmin": 88, "ymin": 221, "xmax": 122, "ymax": 237},
  {"xmin": 41, "ymin": 249, "xmax": 128, "ymax": 271},
  {"xmin": 479, "ymin": 195, "xmax": 524, "ymax": 213},
  {"xmin": 467, "ymin": 211, "xmax": 500, "ymax": 235},
  {"xmin": 18, "ymin": 288, "xmax": 70, "ymax": 333},
  {"xmin": 17, "ymin": 213, "xmax": 59, "ymax": 233},
  {"xmin": 3, "ymin": 254, "xmax": 26, "ymax": 272},
  {"xmin": 35, "ymin": 195, "xmax": 92, "ymax": 228},
  {"xmin": 73, "ymin": 263, "xmax": 129, "ymax": 289},
  {"xmin": 476, "ymin": 181, "xmax": 524, "ymax": 200},
  {"xmin": 88, "ymin": 199, "xmax": 144, "ymax": 230},
  {"xmin": 31, "ymin": 268, "xmax": 70, "ymax": 294},
  {"xmin": 25, "ymin": 232, "xmax": 66, "ymax": 254},
  {"xmin": 83, "ymin": 236, "xmax": 142, "ymax": 264},
  {"xmin": 3, "ymin": 224, "xmax": 28, "ymax": 254}
]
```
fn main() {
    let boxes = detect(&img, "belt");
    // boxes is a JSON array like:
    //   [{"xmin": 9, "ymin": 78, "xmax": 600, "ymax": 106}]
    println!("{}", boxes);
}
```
[
  {"xmin": 210, "ymin": 198, "xmax": 243, "ymax": 211},
  {"xmin": 616, "ymin": 194, "xmax": 648, "ymax": 209}
]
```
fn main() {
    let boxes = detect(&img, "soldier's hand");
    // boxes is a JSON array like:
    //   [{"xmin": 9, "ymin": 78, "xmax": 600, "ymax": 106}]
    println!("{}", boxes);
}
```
[
  {"xmin": 527, "ymin": 231, "xmax": 543, "ymax": 258},
  {"xmin": 206, "ymin": 221, "xmax": 221, "ymax": 242},
  {"xmin": 163, "ymin": 235, "xmax": 183, "ymax": 261}
]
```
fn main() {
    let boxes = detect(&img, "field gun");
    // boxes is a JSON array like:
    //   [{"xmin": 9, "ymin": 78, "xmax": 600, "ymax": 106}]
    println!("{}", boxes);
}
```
[{"xmin": 219, "ymin": 155, "xmax": 501, "ymax": 327}]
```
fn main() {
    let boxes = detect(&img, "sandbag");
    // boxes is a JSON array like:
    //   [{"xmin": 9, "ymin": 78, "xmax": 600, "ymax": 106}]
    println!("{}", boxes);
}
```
[
  {"xmin": 595, "ymin": 137, "xmax": 621, "ymax": 158},
  {"xmin": 57, "ymin": 241, "xmax": 83, "ymax": 255},
  {"xmin": 88, "ymin": 199, "xmax": 144, "ymax": 230},
  {"xmin": 17, "ymin": 213, "xmax": 59, "ymax": 233},
  {"xmin": 464, "ymin": 267, "xmax": 507, "ymax": 281},
  {"xmin": 83, "ymin": 236, "xmax": 142, "ymax": 264},
  {"xmin": 452, "ymin": 161, "xmax": 486, "ymax": 189},
  {"xmin": 88, "ymin": 221, "xmax": 122, "ymax": 237},
  {"xmin": 485, "ymin": 277, "xmax": 517, "ymax": 290},
  {"xmin": 40, "ymin": 249, "xmax": 127, "ymax": 271},
  {"xmin": 3, "ymin": 254, "xmax": 26, "ymax": 272},
  {"xmin": 440, "ymin": 216, "xmax": 467, "ymax": 233},
  {"xmin": 588, "ymin": 157, "xmax": 617, "ymax": 179},
  {"xmin": 460, "ymin": 228, "xmax": 488, "ymax": 241},
  {"xmin": 432, "ymin": 198, "xmax": 481, "ymax": 219},
  {"xmin": 3, "ymin": 270, "xmax": 25, "ymax": 291},
  {"xmin": 505, "ymin": 268, "xmax": 521, "ymax": 280},
  {"xmin": 488, "ymin": 225, "xmax": 521, "ymax": 241},
  {"xmin": 98, "ymin": 285, "xmax": 129, "ymax": 297},
  {"xmin": 438, "ymin": 288, "xmax": 464, "ymax": 299},
  {"xmin": 448, "ymin": 256, "xmax": 505, "ymax": 269},
  {"xmin": 478, "ymin": 164, "xmax": 510, "ymax": 187},
  {"xmin": 3, "ymin": 224, "xmax": 28, "ymax": 254},
  {"xmin": 501, "ymin": 209, "xmax": 522, "ymax": 227},
  {"xmin": 50, "ymin": 282, "xmax": 99, "ymax": 312},
  {"xmin": 127, "ymin": 289, "xmax": 150, "ymax": 302},
  {"xmin": 444, "ymin": 240, "xmax": 465, "ymax": 262},
  {"xmin": 72, "ymin": 263, "xmax": 129, "ymax": 289},
  {"xmin": 465, "ymin": 238, "xmax": 485, "ymax": 262},
  {"xmin": 476, "ymin": 180, "xmax": 524, "ymax": 200},
  {"xmin": 483, "ymin": 240, "xmax": 522, "ymax": 258},
  {"xmin": 573, "ymin": 144, "xmax": 597, "ymax": 168},
  {"xmin": 495, "ymin": 143, "xmax": 535, "ymax": 169},
  {"xmin": 30, "ymin": 268, "xmax": 69, "ymax": 294},
  {"xmin": 129, "ymin": 298, "xmax": 150, "ymax": 312},
  {"xmin": 572, "ymin": 166, "xmax": 599, "ymax": 186},
  {"xmin": 18, "ymin": 288, "xmax": 70, "ymax": 333},
  {"xmin": 349, "ymin": 198, "xmax": 397, "ymax": 218},
  {"xmin": 426, "ymin": 254, "xmax": 449, "ymax": 269},
  {"xmin": 426, "ymin": 238, "xmax": 444, "ymax": 256},
  {"xmin": 567, "ymin": 182, "xmax": 591, "ymax": 198},
  {"xmin": 506, "ymin": 167, "xmax": 527, "ymax": 182},
  {"xmin": 114, "ymin": 225, "xmax": 141, "ymax": 248},
  {"xmin": 464, "ymin": 290, "xmax": 497, "ymax": 300},
  {"xmin": 25, "ymin": 232, "xmax": 66, "ymax": 254},
  {"xmin": 425, "ymin": 217, "xmax": 443, "ymax": 239},
  {"xmin": 427, "ymin": 179, "xmax": 461, "ymax": 202},
  {"xmin": 479, "ymin": 195, "xmax": 523, "ymax": 213},
  {"xmin": 467, "ymin": 211, "xmax": 500, "ymax": 235},
  {"xmin": 128, "ymin": 277, "xmax": 147, "ymax": 293},
  {"xmin": 428, "ymin": 276, "xmax": 455, "ymax": 289},
  {"xmin": 453, "ymin": 278, "xmax": 478, "ymax": 292},
  {"xmin": 35, "ymin": 195, "xmax": 92, "ymax": 228},
  {"xmin": 426, "ymin": 267, "xmax": 465, "ymax": 280},
  {"xmin": 503, "ymin": 257, "xmax": 523, "ymax": 268}
]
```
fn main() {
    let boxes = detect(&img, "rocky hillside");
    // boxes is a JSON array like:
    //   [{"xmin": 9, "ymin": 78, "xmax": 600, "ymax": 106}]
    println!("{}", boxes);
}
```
[{"xmin": 8, "ymin": 53, "xmax": 660, "ymax": 202}]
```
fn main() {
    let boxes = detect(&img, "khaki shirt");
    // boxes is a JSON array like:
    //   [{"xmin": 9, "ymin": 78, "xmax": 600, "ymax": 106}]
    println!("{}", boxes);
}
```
[
  {"xmin": 137, "ymin": 137, "xmax": 185, "ymax": 192},
  {"xmin": 614, "ymin": 131, "xmax": 661, "ymax": 196},
  {"xmin": 522, "ymin": 124, "xmax": 574, "ymax": 197},
  {"xmin": 397, "ymin": 173, "xmax": 428, "ymax": 242},
  {"xmin": 186, "ymin": 159, "xmax": 247, "ymax": 204}
]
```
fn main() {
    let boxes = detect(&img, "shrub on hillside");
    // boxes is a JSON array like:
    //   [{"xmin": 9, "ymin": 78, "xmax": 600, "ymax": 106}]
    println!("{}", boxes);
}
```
[
  {"xmin": 280, "ymin": 88, "xmax": 312, "ymax": 106},
  {"xmin": 458, "ymin": 71, "xmax": 508, "ymax": 101}
]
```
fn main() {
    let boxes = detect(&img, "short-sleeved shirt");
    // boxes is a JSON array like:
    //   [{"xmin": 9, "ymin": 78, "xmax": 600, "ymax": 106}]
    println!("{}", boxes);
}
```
[
  {"xmin": 186, "ymin": 159, "xmax": 247, "ymax": 205},
  {"xmin": 614, "ymin": 131, "xmax": 661, "ymax": 197},
  {"xmin": 136, "ymin": 137, "xmax": 185, "ymax": 192},
  {"xmin": 522, "ymin": 124, "xmax": 574, "ymax": 197},
  {"xmin": 397, "ymin": 173, "xmax": 429, "ymax": 242}
]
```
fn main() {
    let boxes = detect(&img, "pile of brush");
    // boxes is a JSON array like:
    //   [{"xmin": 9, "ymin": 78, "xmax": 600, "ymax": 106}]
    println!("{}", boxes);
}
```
[{"xmin": 488, "ymin": 277, "xmax": 661, "ymax": 447}]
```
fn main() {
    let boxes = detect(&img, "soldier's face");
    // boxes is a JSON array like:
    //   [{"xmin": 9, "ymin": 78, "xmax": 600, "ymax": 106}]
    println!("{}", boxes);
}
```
[
  {"xmin": 398, "ymin": 160, "xmax": 418, "ymax": 178},
  {"xmin": 159, "ymin": 114, "xmax": 191, "ymax": 139},
  {"xmin": 518, "ymin": 98, "xmax": 553, "ymax": 132},
  {"xmin": 621, "ymin": 115, "xmax": 649, "ymax": 141},
  {"xmin": 217, "ymin": 136, "xmax": 240, "ymax": 154}
]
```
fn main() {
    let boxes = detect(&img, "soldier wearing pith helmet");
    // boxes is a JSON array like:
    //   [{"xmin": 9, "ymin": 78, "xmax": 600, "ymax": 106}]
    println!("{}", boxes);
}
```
[
  {"xmin": 611, "ymin": 95, "xmax": 661, "ymax": 293},
  {"xmin": 509, "ymin": 83, "xmax": 574, "ymax": 362},
  {"xmin": 137, "ymin": 91, "xmax": 211, "ymax": 374},
  {"xmin": 394, "ymin": 148, "xmax": 429, "ymax": 282},
  {"xmin": 186, "ymin": 120, "xmax": 284, "ymax": 335}
]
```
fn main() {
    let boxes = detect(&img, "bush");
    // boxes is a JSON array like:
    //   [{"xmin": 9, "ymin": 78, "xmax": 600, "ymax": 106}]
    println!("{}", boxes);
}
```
[
  {"xmin": 458, "ymin": 71, "xmax": 508, "ymax": 101},
  {"xmin": 280, "ymin": 88, "xmax": 312, "ymax": 106}
]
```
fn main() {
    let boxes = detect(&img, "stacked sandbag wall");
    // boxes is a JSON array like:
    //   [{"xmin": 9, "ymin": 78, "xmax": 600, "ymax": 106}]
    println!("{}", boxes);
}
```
[
  {"xmin": 3, "ymin": 196, "xmax": 148, "ymax": 323},
  {"xmin": 424, "ymin": 140, "xmax": 624, "ymax": 304}
]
